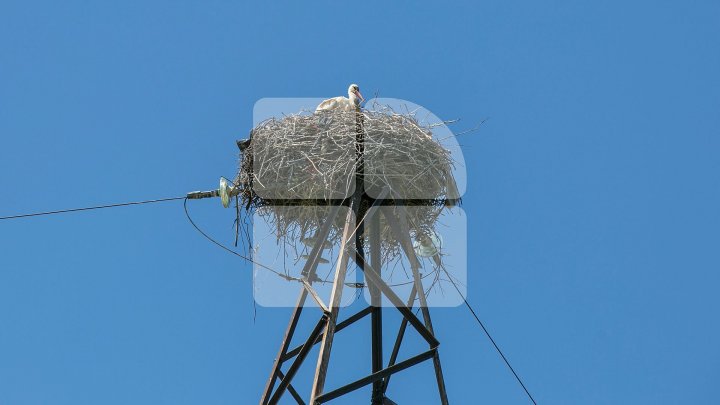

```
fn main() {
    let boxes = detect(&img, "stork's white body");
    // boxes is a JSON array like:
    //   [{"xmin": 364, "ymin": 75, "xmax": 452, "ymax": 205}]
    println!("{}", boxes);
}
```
[
  {"xmin": 315, "ymin": 84, "xmax": 364, "ymax": 112},
  {"xmin": 315, "ymin": 96, "xmax": 358, "ymax": 112}
]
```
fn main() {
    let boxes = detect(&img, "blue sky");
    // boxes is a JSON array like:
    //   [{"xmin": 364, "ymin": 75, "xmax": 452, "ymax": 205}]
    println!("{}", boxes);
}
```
[{"xmin": 1, "ymin": 1, "xmax": 719, "ymax": 404}]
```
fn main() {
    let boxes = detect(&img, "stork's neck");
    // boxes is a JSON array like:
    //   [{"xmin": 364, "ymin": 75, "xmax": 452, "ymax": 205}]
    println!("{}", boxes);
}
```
[{"xmin": 349, "ymin": 92, "xmax": 360, "ymax": 106}]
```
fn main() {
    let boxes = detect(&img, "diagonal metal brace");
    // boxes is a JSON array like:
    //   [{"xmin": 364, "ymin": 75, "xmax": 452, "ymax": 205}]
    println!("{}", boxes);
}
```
[
  {"xmin": 269, "ymin": 315, "xmax": 329, "ymax": 405},
  {"xmin": 314, "ymin": 349, "xmax": 437, "ymax": 404},
  {"xmin": 350, "ymin": 247, "xmax": 439, "ymax": 348}
]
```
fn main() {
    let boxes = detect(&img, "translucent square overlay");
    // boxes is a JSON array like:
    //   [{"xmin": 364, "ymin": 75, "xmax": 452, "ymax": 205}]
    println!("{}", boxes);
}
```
[
  {"xmin": 361, "ymin": 98, "xmax": 466, "ymax": 201},
  {"xmin": 252, "ymin": 98, "xmax": 356, "ymax": 200},
  {"xmin": 252, "ymin": 205, "xmax": 466, "ymax": 308},
  {"xmin": 252, "ymin": 98, "xmax": 466, "ymax": 201},
  {"xmin": 252, "ymin": 206, "xmax": 358, "ymax": 308},
  {"xmin": 361, "ymin": 206, "xmax": 467, "ymax": 308}
]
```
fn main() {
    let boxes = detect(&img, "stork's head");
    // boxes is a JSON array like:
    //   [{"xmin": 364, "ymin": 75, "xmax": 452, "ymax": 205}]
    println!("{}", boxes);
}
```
[{"xmin": 348, "ymin": 84, "xmax": 364, "ymax": 103}]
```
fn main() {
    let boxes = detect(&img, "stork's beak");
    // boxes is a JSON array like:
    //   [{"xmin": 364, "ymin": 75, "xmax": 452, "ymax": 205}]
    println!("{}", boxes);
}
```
[{"xmin": 355, "ymin": 90, "xmax": 365, "ymax": 102}]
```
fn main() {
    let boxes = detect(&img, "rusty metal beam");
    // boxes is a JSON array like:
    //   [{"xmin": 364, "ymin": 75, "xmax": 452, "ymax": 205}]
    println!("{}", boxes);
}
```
[
  {"xmin": 382, "ymin": 284, "xmax": 417, "ymax": 394},
  {"xmin": 260, "ymin": 289, "xmax": 308, "ymax": 405},
  {"xmin": 380, "ymin": 205, "xmax": 449, "ymax": 405},
  {"xmin": 302, "ymin": 279, "xmax": 329, "ymax": 314},
  {"xmin": 369, "ymin": 212, "xmax": 384, "ymax": 404},
  {"xmin": 277, "ymin": 370, "xmax": 305, "ymax": 405},
  {"xmin": 315, "ymin": 349, "xmax": 437, "ymax": 404},
  {"xmin": 282, "ymin": 306, "xmax": 372, "ymax": 362},
  {"xmin": 269, "ymin": 315, "xmax": 328, "ymax": 405},
  {"xmin": 350, "ymin": 248, "xmax": 439, "ymax": 348},
  {"xmin": 309, "ymin": 207, "xmax": 356, "ymax": 401},
  {"xmin": 260, "ymin": 205, "xmax": 342, "ymax": 405}
]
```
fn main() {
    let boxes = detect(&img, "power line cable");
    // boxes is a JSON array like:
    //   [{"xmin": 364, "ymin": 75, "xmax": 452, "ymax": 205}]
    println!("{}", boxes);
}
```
[
  {"xmin": 1, "ymin": 194, "xmax": 309, "ymax": 284},
  {"xmin": 182, "ymin": 199, "xmax": 428, "ymax": 290},
  {"xmin": 403, "ymin": 210, "xmax": 536, "ymax": 404},
  {"xmin": 0, "ymin": 196, "xmax": 187, "ymax": 221},
  {"xmin": 444, "ymin": 271, "xmax": 537, "ymax": 404},
  {"xmin": 182, "ymin": 197, "xmax": 303, "ymax": 282},
  {"xmin": 1, "ymin": 190, "xmax": 537, "ymax": 403}
]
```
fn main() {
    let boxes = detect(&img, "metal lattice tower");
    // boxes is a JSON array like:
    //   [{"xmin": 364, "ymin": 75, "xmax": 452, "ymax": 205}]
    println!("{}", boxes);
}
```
[{"xmin": 257, "ymin": 110, "xmax": 451, "ymax": 405}]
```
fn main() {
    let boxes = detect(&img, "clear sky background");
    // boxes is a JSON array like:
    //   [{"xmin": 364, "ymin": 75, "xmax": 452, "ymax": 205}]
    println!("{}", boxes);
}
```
[{"xmin": 1, "ymin": 1, "xmax": 719, "ymax": 404}]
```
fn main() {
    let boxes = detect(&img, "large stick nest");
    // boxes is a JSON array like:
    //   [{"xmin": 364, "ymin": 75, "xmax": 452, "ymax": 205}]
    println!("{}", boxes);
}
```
[{"xmin": 236, "ymin": 106, "xmax": 460, "ymax": 261}]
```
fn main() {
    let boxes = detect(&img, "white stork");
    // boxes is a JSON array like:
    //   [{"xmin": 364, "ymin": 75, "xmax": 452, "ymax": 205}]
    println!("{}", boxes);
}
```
[{"xmin": 315, "ymin": 84, "xmax": 364, "ymax": 112}]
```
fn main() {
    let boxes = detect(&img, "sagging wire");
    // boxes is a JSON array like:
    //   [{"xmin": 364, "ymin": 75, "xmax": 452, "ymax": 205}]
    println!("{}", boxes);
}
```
[{"xmin": 183, "ymin": 197, "xmax": 367, "ymax": 290}]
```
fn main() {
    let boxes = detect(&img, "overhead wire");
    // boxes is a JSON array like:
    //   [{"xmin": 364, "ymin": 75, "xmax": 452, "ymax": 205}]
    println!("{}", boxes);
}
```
[
  {"xmin": 403, "ymin": 210, "xmax": 537, "ymax": 404},
  {"xmin": 0, "ymin": 196, "xmax": 187, "ymax": 221},
  {"xmin": 183, "ymin": 197, "xmax": 371, "ymax": 290},
  {"xmin": 1, "ymin": 192, "xmax": 537, "ymax": 404},
  {"xmin": 183, "ymin": 197, "xmax": 303, "ymax": 282},
  {"xmin": 442, "ymin": 266, "xmax": 538, "ymax": 405}
]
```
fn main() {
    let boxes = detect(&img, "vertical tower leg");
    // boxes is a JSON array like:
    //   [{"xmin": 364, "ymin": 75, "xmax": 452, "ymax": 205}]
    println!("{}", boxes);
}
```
[
  {"xmin": 369, "ymin": 212, "xmax": 384, "ymax": 404},
  {"xmin": 259, "ymin": 289, "xmax": 308, "ymax": 405},
  {"xmin": 381, "ymin": 205, "xmax": 450, "ymax": 405},
  {"xmin": 382, "ymin": 284, "xmax": 416, "ymax": 394},
  {"xmin": 310, "ymin": 207, "xmax": 356, "ymax": 402},
  {"xmin": 259, "ymin": 205, "xmax": 342, "ymax": 405},
  {"xmin": 412, "ymin": 266, "xmax": 449, "ymax": 405}
]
